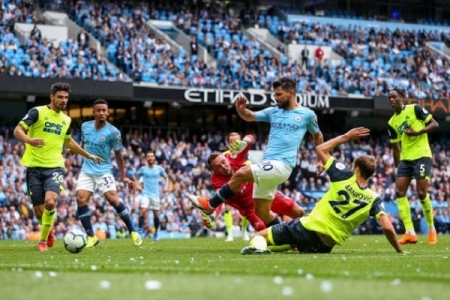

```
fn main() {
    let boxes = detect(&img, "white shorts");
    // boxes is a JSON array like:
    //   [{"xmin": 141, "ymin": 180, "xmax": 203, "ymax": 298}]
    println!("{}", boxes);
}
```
[
  {"xmin": 140, "ymin": 196, "xmax": 160, "ymax": 210},
  {"xmin": 76, "ymin": 172, "xmax": 117, "ymax": 195},
  {"xmin": 250, "ymin": 160, "xmax": 292, "ymax": 200}
]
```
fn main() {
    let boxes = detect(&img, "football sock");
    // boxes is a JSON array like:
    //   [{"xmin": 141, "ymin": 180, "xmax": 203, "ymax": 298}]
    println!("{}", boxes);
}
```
[
  {"xmin": 420, "ymin": 195, "xmax": 435, "ymax": 231},
  {"xmin": 241, "ymin": 216, "xmax": 249, "ymax": 233},
  {"xmin": 268, "ymin": 245, "xmax": 292, "ymax": 252},
  {"xmin": 114, "ymin": 202, "xmax": 135, "ymax": 233},
  {"xmin": 138, "ymin": 215, "xmax": 145, "ymax": 230},
  {"xmin": 210, "ymin": 184, "xmax": 235, "ymax": 208},
  {"xmin": 153, "ymin": 215, "xmax": 160, "ymax": 232},
  {"xmin": 77, "ymin": 205, "xmax": 94, "ymax": 236},
  {"xmin": 224, "ymin": 211, "xmax": 233, "ymax": 238},
  {"xmin": 40, "ymin": 209, "xmax": 56, "ymax": 241},
  {"xmin": 265, "ymin": 217, "xmax": 280, "ymax": 227},
  {"xmin": 397, "ymin": 196, "xmax": 415, "ymax": 234}
]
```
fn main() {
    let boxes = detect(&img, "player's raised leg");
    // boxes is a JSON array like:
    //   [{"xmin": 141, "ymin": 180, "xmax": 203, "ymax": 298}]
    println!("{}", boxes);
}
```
[{"xmin": 188, "ymin": 165, "xmax": 257, "ymax": 214}]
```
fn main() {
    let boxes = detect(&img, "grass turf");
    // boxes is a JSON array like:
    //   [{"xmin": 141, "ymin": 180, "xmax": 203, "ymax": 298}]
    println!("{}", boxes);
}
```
[{"xmin": 1, "ymin": 235, "xmax": 449, "ymax": 300}]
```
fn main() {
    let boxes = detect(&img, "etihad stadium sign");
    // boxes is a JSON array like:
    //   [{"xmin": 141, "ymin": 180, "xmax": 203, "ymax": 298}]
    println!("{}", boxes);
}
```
[
  {"xmin": 183, "ymin": 88, "xmax": 330, "ymax": 108},
  {"xmin": 133, "ymin": 85, "xmax": 374, "ymax": 111}
]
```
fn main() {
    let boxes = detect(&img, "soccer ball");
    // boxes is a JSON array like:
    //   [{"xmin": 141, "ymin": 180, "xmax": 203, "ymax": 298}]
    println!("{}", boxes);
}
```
[
  {"xmin": 250, "ymin": 235, "xmax": 267, "ymax": 250},
  {"xmin": 63, "ymin": 229, "xmax": 87, "ymax": 253}
]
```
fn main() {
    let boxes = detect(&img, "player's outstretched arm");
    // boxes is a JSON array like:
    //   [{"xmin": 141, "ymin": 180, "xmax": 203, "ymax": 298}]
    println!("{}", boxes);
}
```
[
  {"xmin": 312, "ymin": 131, "xmax": 324, "ymax": 148},
  {"xmin": 229, "ymin": 134, "xmax": 255, "ymax": 155},
  {"xmin": 315, "ymin": 127, "xmax": 370, "ymax": 165},
  {"xmin": 378, "ymin": 214, "xmax": 404, "ymax": 253},
  {"xmin": 235, "ymin": 96, "xmax": 256, "ymax": 122},
  {"xmin": 64, "ymin": 138, "xmax": 103, "ymax": 163}
]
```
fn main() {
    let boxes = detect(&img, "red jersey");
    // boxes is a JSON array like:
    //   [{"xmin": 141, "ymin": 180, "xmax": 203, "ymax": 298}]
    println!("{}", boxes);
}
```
[
  {"xmin": 211, "ymin": 135, "xmax": 255, "ymax": 210},
  {"xmin": 210, "ymin": 135, "xmax": 296, "ymax": 231}
]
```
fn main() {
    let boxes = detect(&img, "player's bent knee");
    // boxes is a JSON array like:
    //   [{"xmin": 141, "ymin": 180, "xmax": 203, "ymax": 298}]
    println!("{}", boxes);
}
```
[
  {"xmin": 44, "ymin": 199, "xmax": 57, "ymax": 210},
  {"xmin": 233, "ymin": 166, "xmax": 254, "ymax": 182}
]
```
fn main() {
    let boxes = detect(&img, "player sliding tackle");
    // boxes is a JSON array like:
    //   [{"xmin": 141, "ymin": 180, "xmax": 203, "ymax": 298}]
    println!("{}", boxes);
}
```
[
  {"xmin": 190, "ymin": 133, "xmax": 305, "ymax": 236},
  {"xmin": 241, "ymin": 127, "xmax": 405, "ymax": 255}
]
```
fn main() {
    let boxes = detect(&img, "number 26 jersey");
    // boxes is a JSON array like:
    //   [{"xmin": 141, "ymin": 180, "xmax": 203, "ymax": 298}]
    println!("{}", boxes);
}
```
[{"xmin": 301, "ymin": 156, "xmax": 386, "ymax": 245}]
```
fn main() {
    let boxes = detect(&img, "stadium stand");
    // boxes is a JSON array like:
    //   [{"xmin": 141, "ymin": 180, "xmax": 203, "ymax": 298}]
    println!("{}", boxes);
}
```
[
  {"xmin": 2, "ymin": 1, "xmax": 448, "ymax": 98},
  {"xmin": 0, "ymin": 0, "xmax": 128, "ymax": 80},
  {"xmin": 254, "ymin": 9, "xmax": 450, "ymax": 98}
]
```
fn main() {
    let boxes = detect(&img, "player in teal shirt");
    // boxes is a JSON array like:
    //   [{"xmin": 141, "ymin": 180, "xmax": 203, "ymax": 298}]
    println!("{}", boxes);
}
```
[
  {"xmin": 75, "ymin": 99, "xmax": 142, "ymax": 247},
  {"xmin": 188, "ymin": 77, "xmax": 324, "ymax": 228},
  {"xmin": 135, "ymin": 151, "xmax": 169, "ymax": 241}
]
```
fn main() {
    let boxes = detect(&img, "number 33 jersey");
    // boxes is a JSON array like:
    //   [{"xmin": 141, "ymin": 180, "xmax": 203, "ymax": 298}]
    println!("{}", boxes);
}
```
[
  {"xmin": 301, "ymin": 156, "xmax": 386, "ymax": 245},
  {"xmin": 80, "ymin": 120, "xmax": 122, "ymax": 176}
]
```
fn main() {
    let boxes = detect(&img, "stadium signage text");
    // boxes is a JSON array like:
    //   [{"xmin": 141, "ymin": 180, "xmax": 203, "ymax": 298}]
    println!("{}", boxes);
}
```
[
  {"xmin": 403, "ymin": 98, "xmax": 450, "ymax": 115},
  {"xmin": 183, "ymin": 88, "xmax": 330, "ymax": 108}
]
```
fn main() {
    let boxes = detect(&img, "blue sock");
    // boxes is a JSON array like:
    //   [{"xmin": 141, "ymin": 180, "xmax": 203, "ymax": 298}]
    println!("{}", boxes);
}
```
[
  {"xmin": 265, "ymin": 217, "xmax": 280, "ymax": 227},
  {"xmin": 114, "ymin": 202, "xmax": 135, "ymax": 233},
  {"xmin": 77, "ymin": 205, "xmax": 94, "ymax": 236},
  {"xmin": 210, "ymin": 184, "xmax": 236, "ymax": 208}
]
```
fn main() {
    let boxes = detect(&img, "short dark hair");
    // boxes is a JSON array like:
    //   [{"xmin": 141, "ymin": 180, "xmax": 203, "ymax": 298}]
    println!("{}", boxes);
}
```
[
  {"xmin": 272, "ymin": 77, "xmax": 296, "ymax": 92},
  {"xmin": 50, "ymin": 82, "xmax": 71, "ymax": 95},
  {"xmin": 207, "ymin": 151, "xmax": 222, "ymax": 168},
  {"xmin": 93, "ymin": 98, "xmax": 108, "ymax": 107},
  {"xmin": 354, "ymin": 155, "xmax": 376, "ymax": 180},
  {"xmin": 389, "ymin": 86, "xmax": 405, "ymax": 98}
]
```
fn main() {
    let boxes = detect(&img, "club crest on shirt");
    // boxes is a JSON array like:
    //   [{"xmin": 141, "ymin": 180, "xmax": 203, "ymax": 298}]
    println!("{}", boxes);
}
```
[
  {"xmin": 101, "ymin": 135, "xmax": 106, "ymax": 141},
  {"xmin": 336, "ymin": 162, "xmax": 346, "ymax": 170},
  {"xmin": 294, "ymin": 115, "xmax": 302, "ymax": 122}
]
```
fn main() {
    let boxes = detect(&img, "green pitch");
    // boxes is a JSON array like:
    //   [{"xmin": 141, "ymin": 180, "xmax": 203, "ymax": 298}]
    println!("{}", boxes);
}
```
[{"xmin": 1, "ymin": 235, "xmax": 449, "ymax": 300}]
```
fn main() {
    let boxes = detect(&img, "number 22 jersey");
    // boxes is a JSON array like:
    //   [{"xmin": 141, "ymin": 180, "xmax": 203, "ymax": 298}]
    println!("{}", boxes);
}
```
[{"xmin": 301, "ymin": 157, "xmax": 386, "ymax": 245}]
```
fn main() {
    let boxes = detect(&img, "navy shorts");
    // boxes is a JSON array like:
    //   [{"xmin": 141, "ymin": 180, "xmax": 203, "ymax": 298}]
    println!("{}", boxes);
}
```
[
  {"xmin": 271, "ymin": 218, "xmax": 333, "ymax": 253},
  {"xmin": 26, "ymin": 167, "xmax": 64, "ymax": 206},
  {"xmin": 397, "ymin": 157, "xmax": 432, "ymax": 180}
]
